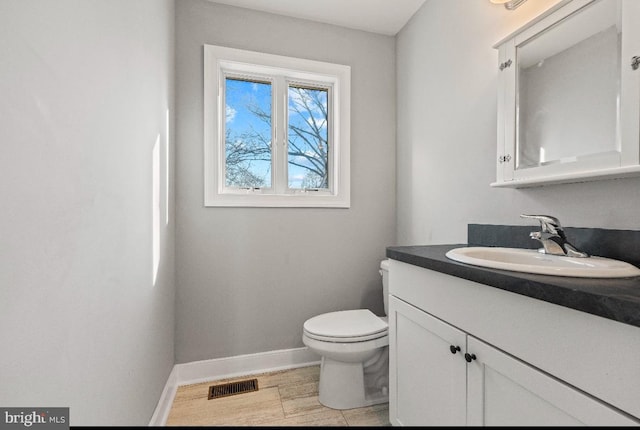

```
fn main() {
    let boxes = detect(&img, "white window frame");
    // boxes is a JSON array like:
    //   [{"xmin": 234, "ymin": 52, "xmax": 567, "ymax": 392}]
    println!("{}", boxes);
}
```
[{"xmin": 204, "ymin": 44, "xmax": 351, "ymax": 208}]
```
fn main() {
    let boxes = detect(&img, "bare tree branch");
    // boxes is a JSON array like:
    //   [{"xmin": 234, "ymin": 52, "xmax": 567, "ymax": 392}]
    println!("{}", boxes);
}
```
[{"xmin": 227, "ymin": 85, "xmax": 329, "ymax": 188}]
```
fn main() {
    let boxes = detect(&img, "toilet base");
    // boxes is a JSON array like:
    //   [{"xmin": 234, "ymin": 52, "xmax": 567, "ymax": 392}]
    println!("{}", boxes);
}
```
[{"xmin": 317, "ymin": 349, "xmax": 389, "ymax": 410}]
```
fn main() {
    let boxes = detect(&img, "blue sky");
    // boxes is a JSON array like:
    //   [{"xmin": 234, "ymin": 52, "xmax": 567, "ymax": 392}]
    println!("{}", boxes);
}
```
[
  {"xmin": 225, "ymin": 78, "xmax": 328, "ymax": 189},
  {"xmin": 225, "ymin": 78, "xmax": 272, "ymax": 187}
]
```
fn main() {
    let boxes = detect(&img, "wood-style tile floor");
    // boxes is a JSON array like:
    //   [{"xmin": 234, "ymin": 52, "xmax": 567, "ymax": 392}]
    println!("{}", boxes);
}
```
[{"xmin": 166, "ymin": 365, "xmax": 390, "ymax": 426}]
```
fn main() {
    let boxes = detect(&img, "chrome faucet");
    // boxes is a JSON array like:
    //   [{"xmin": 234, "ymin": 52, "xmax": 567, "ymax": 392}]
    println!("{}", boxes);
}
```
[{"xmin": 520, "ymin": 214, "xmax": 589, "ymax": 258}]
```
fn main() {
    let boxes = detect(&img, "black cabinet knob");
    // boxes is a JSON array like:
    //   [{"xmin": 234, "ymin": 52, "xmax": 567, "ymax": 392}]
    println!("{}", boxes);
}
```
[
  {"xmin": 465, "ymin": 353, "xmax": 477, "ymax": 363},
  {"xmin": 449, "ymin": 345, "xmax": 461, "ymax": 354}
]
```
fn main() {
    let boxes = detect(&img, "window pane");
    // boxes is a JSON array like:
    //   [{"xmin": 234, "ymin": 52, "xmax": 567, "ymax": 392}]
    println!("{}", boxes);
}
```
[
  {"xmin": 225, "ymin": 78, "xmax": 272, "ymax": 188},
  {"xmin": 288, "ymin": 85, "xmax": 329, "ymax": 189}
]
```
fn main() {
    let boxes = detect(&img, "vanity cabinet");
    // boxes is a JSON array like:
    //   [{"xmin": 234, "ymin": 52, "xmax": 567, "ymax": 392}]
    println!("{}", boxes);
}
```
[
  {"xmin": 389, "ymin": 296, "xmax": 466, "ymax": 426},
  {"xmin": 493, "ymin": 0, "xmax": 640, "ymax": 188},
  {"xmin": 388, "ymin": 260, "xmax": 640, "ymax": 426}
]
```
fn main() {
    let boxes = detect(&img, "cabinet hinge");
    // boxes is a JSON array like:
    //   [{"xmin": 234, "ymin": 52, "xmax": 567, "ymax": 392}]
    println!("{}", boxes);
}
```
[
  {"xmin": 632, "ymin": 56, "xmax": 640, "ymax": 71},
  {"xmin": 498, "ymin": 154, "xmax": 512, "ymax": 163},
  {"xmin": 499, "ymin": 59, "xmax": 512, "ymax": 71}
]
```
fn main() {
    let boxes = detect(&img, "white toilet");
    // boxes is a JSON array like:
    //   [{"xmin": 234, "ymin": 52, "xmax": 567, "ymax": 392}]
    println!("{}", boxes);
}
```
[{"xmin": 302, "ymin": 260, "xmax": 390, "ymax": 410}]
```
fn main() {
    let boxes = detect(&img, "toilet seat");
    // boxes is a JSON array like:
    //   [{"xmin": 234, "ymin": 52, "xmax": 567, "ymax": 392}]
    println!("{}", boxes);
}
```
[{"xmin": 303, "ymin": 309, "xmax": 388, "ymax": 343}]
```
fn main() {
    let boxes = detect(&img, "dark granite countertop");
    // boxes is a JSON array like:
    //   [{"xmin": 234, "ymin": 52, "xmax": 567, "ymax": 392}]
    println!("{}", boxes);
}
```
[{"xmin": 386, "ymin": 244, "xmax": 640, "ymax": 329}]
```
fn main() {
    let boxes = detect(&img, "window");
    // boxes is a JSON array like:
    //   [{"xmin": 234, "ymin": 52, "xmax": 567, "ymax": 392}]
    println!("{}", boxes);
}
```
[{"xmin": 204, "ymin": 45, "xmax": 351, "ymax": 207}]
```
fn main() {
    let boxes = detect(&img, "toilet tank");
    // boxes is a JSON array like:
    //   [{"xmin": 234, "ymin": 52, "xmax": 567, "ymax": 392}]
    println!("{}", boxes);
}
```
[{"xmin": 380, "ymin": 259, "xmax": 390, "ymax": 315}]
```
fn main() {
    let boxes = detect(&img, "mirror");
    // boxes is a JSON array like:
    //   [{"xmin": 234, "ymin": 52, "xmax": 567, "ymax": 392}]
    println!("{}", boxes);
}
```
[
  {"xmin": 515, "ymin": 0, "xmax": 621, "ymax": 171},
  {"xmin": 493, "ymin": 0, "xmax": 640, "ymax": 188}
]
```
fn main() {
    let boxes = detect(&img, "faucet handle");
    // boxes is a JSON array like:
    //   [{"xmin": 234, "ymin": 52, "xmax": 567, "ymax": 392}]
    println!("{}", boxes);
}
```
[
  {"xmin": 520, "ymin": 214, "xmax": 588, "ymax": 258},
  {"xmin": 520, "ymin": 214, "xmax": 563, "ymax": 235}
]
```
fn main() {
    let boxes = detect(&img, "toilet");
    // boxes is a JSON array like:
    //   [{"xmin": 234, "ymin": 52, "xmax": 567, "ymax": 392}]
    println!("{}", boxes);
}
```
[{"xmin": 302, "ymin": 260, "xmax": 390, "ymax": 410}]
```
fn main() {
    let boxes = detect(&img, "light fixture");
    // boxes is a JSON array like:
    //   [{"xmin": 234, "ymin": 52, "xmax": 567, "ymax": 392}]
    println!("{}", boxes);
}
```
[{"xmin": 490, "ymin": 0, "xmax": 528, "ymax": 10}]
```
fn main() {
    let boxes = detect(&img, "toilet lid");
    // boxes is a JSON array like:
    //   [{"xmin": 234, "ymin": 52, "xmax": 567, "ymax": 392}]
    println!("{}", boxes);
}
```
[{"xmin": 303, "ymin": 309, "xmax": 388, "ymax": 340}]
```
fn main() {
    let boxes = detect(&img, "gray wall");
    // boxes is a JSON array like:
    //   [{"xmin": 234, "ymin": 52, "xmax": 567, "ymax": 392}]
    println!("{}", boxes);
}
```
[
  {"xmin": 175, "ymin": 0, "xmax": 396, "ymax": 363},
  {"xmin": 397, "ymin": 0, "xmax": 640, "ymax": 246},
  {"xmin": 0, "ymin": 0, "xmax": 175, "ymax": 425}
]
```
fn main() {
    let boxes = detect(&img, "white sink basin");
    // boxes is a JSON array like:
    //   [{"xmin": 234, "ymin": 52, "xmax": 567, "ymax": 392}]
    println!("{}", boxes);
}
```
[{"xmin": 445, "ymin": 247, "xmax": 640, "ymax": 278}]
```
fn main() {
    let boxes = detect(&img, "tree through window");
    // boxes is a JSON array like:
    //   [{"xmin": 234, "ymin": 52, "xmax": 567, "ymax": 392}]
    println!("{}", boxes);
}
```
[
  {"xmin": 287, "ymin": 85, "xmax": 329, "ymax": 190},
  {"xmin": 224, "ymin": 78, "xmax": 272, "ymax": 188}
]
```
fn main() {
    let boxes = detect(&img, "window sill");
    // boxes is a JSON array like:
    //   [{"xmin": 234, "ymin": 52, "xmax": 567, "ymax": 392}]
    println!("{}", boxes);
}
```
[{"xmin": 204, "ymin": 192, "xmax": 350, "ymax": 208}]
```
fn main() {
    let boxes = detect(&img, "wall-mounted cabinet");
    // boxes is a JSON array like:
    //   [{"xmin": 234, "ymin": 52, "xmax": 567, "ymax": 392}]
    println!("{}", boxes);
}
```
[
  {"xmin": 388, "ymin": 260, "xmax": 640, "ymax": 426},
  {"xmin": 492, "ymin": 0, "xmax": 640, "ymax": 188}
]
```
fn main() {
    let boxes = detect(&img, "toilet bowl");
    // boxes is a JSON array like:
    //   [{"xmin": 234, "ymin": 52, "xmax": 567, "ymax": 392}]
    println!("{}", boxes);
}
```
[{"xmin": 302, "ymin": 260, "xmax": 390, "ymax": 410}]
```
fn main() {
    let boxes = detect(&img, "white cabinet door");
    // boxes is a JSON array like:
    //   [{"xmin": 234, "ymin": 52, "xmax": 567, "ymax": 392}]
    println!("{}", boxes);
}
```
[
  {"xmin": 389, "ymin": 296, "xmax": 467, "ymax": 426},
  {"xmin": 466, "ymin": 336, "xmax": 638, "ymax": 426}
]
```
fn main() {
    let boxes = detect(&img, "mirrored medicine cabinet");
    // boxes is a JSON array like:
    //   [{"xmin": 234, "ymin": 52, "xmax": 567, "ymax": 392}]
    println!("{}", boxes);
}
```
[{"xmin": 492, "ymin": 0, "xmax": 640, "ymax": 188}]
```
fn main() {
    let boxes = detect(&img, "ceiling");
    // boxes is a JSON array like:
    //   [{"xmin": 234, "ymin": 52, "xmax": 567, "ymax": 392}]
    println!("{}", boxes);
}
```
[{"xmin": 205, "ymin": 0, "xmax": 427, "ymax": 36}]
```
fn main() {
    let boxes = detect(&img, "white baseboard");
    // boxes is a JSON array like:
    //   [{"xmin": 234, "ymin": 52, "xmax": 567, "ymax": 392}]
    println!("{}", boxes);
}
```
[
  {"xmin": 149, "ymin": 346, "xmax": 320, "ymax": 426},
  {"xmin": 148, "ymin": 365, "xmax": 178, "ymax": 427}
]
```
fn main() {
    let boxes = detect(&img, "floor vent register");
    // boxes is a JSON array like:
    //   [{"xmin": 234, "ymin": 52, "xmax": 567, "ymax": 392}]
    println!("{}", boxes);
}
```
[{"xmin": 208, "ymin": 378, "xmax": 259, "ymax": 399}]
